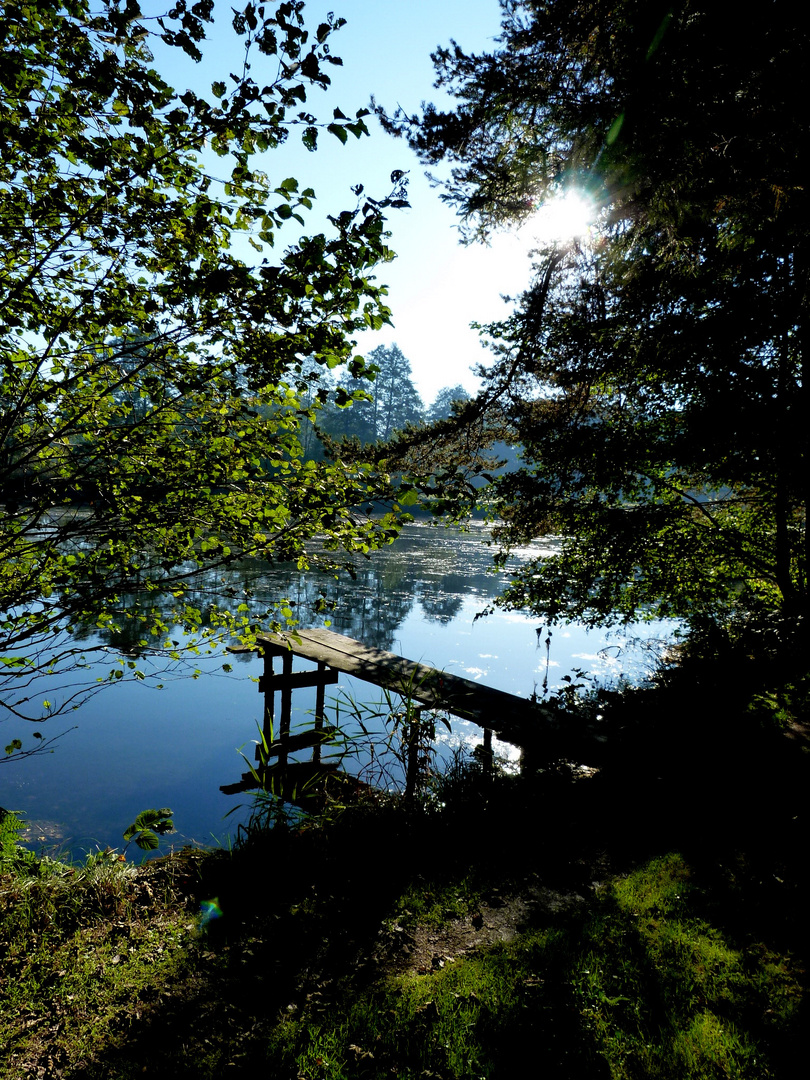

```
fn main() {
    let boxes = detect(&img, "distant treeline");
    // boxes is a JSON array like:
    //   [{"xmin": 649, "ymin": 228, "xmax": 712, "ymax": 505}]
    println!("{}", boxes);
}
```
[{"xmin": 299, "ymin": 343, "xmax": 471, "ymax": 458}]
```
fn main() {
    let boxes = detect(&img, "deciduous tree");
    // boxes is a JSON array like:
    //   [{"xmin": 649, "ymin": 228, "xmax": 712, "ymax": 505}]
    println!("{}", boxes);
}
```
[{"xmin": 0, "ymin": 0, "xmax": 408, "ymax": 740}]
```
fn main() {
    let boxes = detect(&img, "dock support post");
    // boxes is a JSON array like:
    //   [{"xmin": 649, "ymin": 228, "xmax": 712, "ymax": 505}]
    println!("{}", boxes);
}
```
[
  {"xmin": 313, "ymin": 661, "xmax": 327, "ymax": 765},
  {"xmin": 404, "ymin": 708, "xmax": 423, "ymax": 802},
  {"xmin": 260, "ymin": 650, "xmax": 275, "ymax": 761},
  {"xmin": 482, "ymin": 727, "xmax": 494, "ymax": 779},
  {"xmin": 279, "ymin": 649, "xmax": 293, "ymax": 773}
]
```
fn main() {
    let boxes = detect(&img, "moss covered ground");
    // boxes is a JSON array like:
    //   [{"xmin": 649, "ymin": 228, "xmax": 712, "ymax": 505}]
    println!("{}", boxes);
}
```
[{"xmin": 2, "ymin": 624, "xmax": 809, "ymax": 1078}]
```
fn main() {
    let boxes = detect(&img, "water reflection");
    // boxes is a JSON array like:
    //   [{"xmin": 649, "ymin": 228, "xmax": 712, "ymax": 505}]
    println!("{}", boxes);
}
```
[
  {"xmin": 1, "ymin": 523, "xmax": 672, "ymax": 858},
  {"xmin": 228, "ymin": 521, "xmax": 510, "ymax": 649},
  {"xmin": 60, "ymin": 524, "xmax": 503, "ymax": 661}
]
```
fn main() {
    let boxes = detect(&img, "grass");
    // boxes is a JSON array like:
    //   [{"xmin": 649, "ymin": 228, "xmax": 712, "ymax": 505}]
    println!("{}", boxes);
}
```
[
  {"xmin": 391, "ymin": 873, "xmax": 483, "ymax": 928},
  {"xmin": 0, "ymin": 831, "xmax": 213, "ymax": 1076},
  {"xmin": 2, "ymin": 789, "xmax": 805, "ymax": 1079},
  {"xmin": 2, "ymin": 616, "xmax": 809, "ymax": 1078},
  {"xmin": 260, "ymin": 853, "xmax": 802, "ymax": 1080}
]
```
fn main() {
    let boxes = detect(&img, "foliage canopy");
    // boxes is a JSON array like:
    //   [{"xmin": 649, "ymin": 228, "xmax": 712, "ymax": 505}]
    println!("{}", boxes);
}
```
[
  {"xmin": 0, "ymin": 0, "xmax": 409, "ymax": 733},
  {"xmin": 382, "ymin": 0, "xmax": 810, "ymax": 627}
]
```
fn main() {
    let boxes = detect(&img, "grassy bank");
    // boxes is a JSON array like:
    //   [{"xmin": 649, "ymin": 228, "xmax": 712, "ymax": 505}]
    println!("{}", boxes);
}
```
[
  {"xmin": 2, "ymin": 778, "xmax": 807, "ymax": 1078},
  {"xmin": 264, "ymin": 853, "xmax": 802, "ymax": 1079},
  {"xmin": 2, "ymin": 623, "xmax": 809, "ymax": 1078}
]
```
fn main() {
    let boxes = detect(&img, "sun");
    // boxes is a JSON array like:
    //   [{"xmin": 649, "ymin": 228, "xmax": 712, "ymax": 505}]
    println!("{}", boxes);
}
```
[{"xmin": 525, "ymin": 190, "xmax": 595, "ymax": 246}]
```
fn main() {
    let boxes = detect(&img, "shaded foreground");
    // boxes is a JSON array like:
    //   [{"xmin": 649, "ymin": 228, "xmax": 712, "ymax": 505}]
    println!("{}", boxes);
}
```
[{"xmin": 2, "ymin": 631, "xmax": 809, "ymax": 1079}]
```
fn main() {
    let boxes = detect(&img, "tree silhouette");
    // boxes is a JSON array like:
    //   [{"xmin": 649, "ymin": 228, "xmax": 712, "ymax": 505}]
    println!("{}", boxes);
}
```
[
  {"xmin": 378, "ymin": 0, "xmax": 810, "ymax": 627},
  {"xmin": 428, "ymin": 385, "xmax": 471, "ymax": 424},
  {"xmin": 368, "ymin": 344, "xmax": 424, "ymax": 441}
]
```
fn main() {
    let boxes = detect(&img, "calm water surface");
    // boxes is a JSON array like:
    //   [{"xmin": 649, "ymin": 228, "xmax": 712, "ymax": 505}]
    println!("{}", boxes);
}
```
[{"xmin": 1, "ymin": 523, "xmax": 671, "ymax": 856}]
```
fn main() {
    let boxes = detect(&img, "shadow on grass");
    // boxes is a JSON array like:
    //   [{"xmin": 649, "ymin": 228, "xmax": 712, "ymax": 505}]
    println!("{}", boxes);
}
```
[
  {"xmin": 18, "ymin": 623, "xmax": 810, "ymax": 1079},
  {"xmin": 53, "ymin": 748, "xmax": 808, "ymax": 1080}
]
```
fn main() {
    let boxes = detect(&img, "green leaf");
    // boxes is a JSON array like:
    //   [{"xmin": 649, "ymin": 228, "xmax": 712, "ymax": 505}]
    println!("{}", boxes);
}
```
[
  {"xmin": 126, "ymin": 807, "xmax": 173, "ymax": 836},
  {"xmin": 0, "ymin": 0, "xmax": 405, "ymax": 687},
  {"xmin": 134, "ymin": 829, "xmax": 160, "ymax": 851}
]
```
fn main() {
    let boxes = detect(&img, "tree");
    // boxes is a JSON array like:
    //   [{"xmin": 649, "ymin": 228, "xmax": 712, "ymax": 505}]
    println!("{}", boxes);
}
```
[
  {"xmin": 367, "ymin": 343, "xmax": 423, "ymax": 440},
  {"xmin": 320, "ymin": 342, "xmax": 423, "ymax": 445},
  {"xmin": 0, "ymin": 0, "xmax": 410, "ymax": 738},
  {"xmin": 427, "ymin": 385, "xmax": 470, "ymax": 423},
  {"xmin": 317, "ymin": 368, "xmax": 379, "ymax": 445},
  {"xmin": 379, "ymin": 0, "xmax": 810, "ymax": 628}
]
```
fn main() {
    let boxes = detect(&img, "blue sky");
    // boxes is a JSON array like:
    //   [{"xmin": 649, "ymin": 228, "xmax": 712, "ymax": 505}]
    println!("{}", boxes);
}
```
[{"xmin": 153, "ymin": 0, "xmax": 538, "ymax": 403}]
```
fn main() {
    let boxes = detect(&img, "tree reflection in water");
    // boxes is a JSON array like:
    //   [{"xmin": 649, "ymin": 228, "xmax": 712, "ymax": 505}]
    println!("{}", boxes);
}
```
[{"xmin": 2, "ymin": 524, "xmax": 671, "ymax": 857}]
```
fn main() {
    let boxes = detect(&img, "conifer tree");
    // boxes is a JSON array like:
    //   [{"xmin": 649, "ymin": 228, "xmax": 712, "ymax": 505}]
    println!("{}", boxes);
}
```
[
  {"xmin": 367, "ymin": 344, "xmax": 424, "ymax": 441},
  {"xmin": 381, "ymin": 0, "xmax": 810, "ymax": 626}
]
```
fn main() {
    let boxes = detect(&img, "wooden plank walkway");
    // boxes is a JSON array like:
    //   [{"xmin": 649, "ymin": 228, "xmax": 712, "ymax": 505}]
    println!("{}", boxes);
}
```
[{"xmin": 254, "ymin": 627, "xmax": 551, "ymax": 748}]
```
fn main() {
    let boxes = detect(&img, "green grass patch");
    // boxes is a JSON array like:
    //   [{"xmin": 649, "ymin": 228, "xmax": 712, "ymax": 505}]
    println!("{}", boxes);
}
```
[
  {"xmin": 263, "ymin": 854, "xmax": 803, "ymax": 1080},
  {"xmin": 570, "ymin": 854, "xmax": 802, "ymax": 1079},
  {"xmin": 392, "ymin": 873, "xmax": 484, "ymax": 929},
  {"xmin": 0, "ymin": 841, "xmax": 210, "ymax": 1077},
  {"xmin": 0, "ymin": 792, "xmax": 805, "ymax": 1080}
]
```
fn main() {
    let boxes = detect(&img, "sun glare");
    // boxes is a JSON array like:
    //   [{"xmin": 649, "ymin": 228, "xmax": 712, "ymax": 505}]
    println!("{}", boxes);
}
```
[{"xmin": 526, "ymin": 190, "xmax": 595, "ymax": 246}]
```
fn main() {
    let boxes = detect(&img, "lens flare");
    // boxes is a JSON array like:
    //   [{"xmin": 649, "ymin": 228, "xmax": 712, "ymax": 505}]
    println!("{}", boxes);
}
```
[{"xmin": 199, "ymin": 897, "xmax": 223, "ymax": 927}]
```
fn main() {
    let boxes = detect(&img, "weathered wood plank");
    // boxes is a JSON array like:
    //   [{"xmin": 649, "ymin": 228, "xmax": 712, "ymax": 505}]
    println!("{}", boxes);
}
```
[
  {"xmin": 258, "ymin": 668, "xmax": 340, "ymax": 693},
  {"xmin": 255, "ymin": 627, "xmax": 551, "ymax": 744},
  {"xmin": 220, "ymin": 759, "xmax": 340, "ymax": 797},
  {"xmin": 259, "ymin": 725, "xmax": 339, "ymax": 759}
]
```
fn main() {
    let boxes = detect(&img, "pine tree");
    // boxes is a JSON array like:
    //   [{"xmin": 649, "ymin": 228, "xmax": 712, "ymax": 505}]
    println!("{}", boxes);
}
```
[
  {"xmin": 368, "ymin": 344, "xmax": 424, "ymax": 441},
  {"xmin": 428, "ymin": 385, "xmax": 471, "ymax": 423},
  {"xmin": 380, "ymin": 0, "xmax": 810, "ymax": 626}
]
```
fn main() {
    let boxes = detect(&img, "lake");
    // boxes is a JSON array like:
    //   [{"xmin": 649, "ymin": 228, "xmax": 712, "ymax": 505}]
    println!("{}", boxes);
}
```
[{"xmin": 1, "ymin": 522, "xmax": 672, "ymax": 857}]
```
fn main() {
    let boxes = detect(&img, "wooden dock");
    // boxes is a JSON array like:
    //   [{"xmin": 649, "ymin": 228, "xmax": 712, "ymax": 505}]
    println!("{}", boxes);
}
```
[
  {"xmin": 222, "ymin": 627, "xmax": 553, "ymax": 801},
  {"xmin": 254, "ymin": 627, "xmax": 551, "ymax": 745}
]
